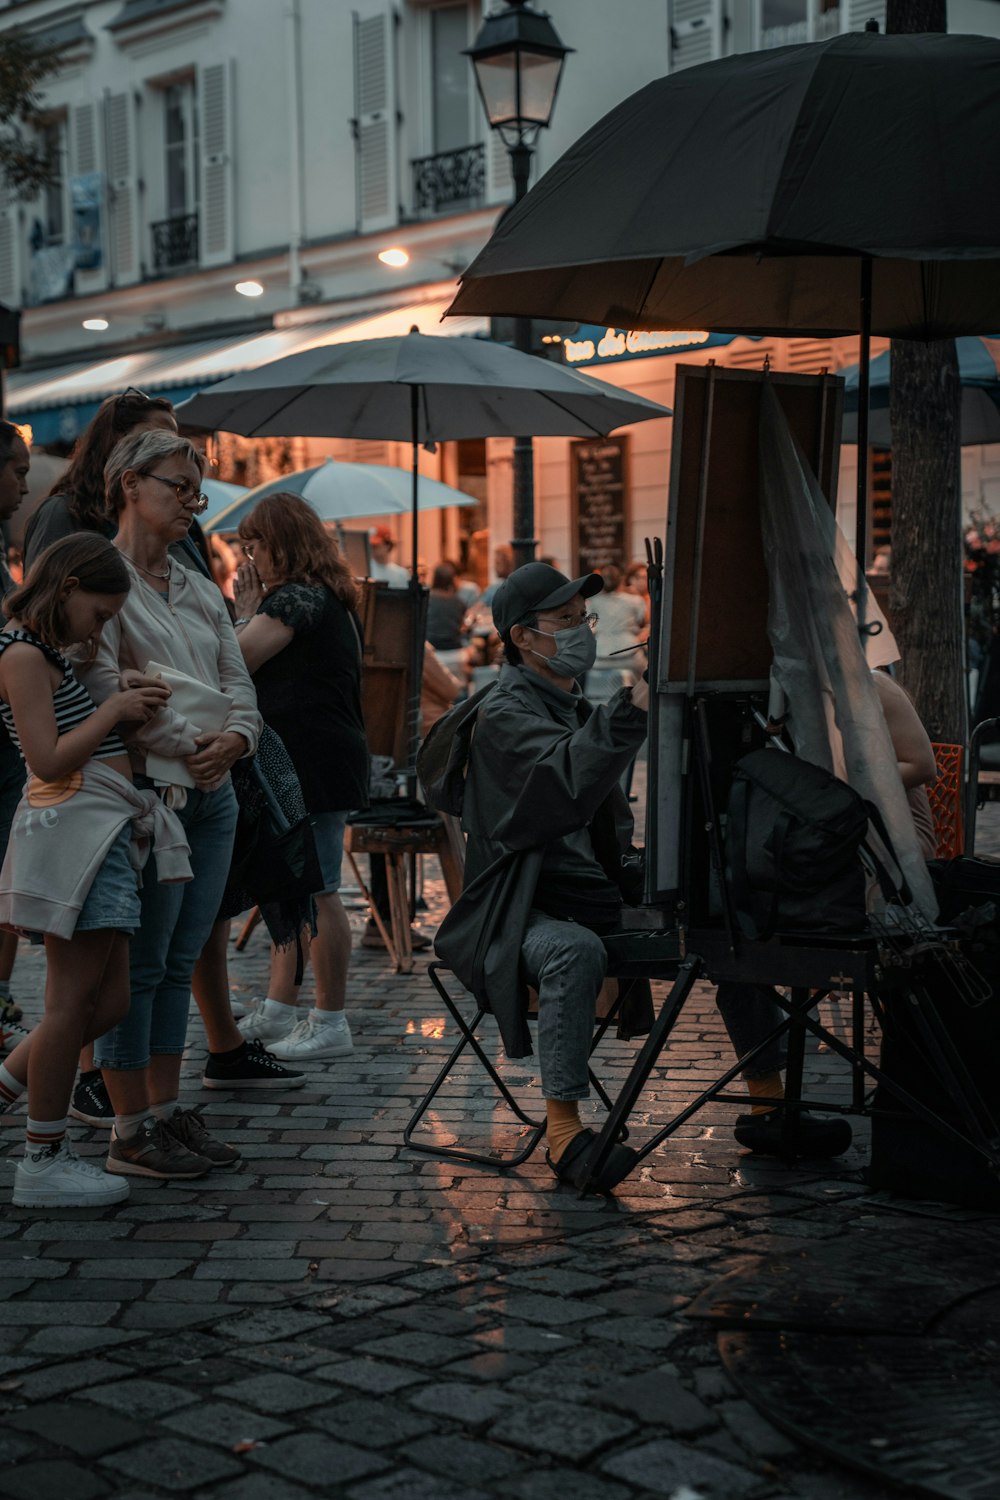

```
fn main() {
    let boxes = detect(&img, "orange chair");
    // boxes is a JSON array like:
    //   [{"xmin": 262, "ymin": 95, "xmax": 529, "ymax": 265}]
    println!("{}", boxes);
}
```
[{"xmin": 928, "ymin": 742, "xmax": 964, "ymax": 859}]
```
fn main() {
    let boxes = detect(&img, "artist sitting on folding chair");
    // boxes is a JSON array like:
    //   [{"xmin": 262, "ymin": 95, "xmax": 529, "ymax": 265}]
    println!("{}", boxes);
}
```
[{"xmin": 434, "ymin": 563, "xmax": 650, "ymax": 1193}]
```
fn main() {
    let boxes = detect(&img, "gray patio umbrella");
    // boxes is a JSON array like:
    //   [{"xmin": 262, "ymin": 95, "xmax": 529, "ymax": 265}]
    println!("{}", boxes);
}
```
[
  {"xmin": 447, "ymin": 29, "xmax": 1000, "ymax": 562},
  {"xmin": 176, "ymin": 329, "xmax": 670, "ymax": 576}
]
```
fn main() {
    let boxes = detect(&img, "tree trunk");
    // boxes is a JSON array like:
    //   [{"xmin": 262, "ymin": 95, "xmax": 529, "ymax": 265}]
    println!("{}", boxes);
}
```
[{"xmin": 885, "ymin": 0, "xmax": 966, "ymax": 746}]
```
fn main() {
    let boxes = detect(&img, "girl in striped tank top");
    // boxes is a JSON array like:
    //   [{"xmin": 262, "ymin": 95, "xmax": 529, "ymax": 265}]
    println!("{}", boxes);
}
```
[{"xmin": 0, "ymin": 535, "xmax": 171, "ymax": 1209}]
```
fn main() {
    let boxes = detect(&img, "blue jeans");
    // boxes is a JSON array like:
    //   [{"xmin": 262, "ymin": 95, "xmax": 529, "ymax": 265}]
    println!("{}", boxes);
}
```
[
  {"xmin": 95, "ymin": 783, "xmax": 238, "ymax": 1070},
  {"xmin": 714, "ymin": 983, "xmax": 788, "ymax": 1080},
  {"xmin": 520, "ymin": 911, "xmax": 607, "ymax": 1101}
]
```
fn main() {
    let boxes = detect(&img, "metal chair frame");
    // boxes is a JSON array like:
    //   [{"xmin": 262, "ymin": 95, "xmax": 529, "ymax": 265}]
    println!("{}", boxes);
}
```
[{"xmin": 402, "ymin": 960, "xmax": 629, "ymax": 1168}]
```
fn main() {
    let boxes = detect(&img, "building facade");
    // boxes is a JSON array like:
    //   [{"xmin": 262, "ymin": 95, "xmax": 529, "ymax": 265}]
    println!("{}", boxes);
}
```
[{"xmin": 1, "ymin": 0, "xmax": 998, "ymax": 570}]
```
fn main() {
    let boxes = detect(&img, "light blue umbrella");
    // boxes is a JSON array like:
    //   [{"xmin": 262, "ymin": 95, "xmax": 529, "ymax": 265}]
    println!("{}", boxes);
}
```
[
  {"xmin": 203, "ymin": 459, "xmax": 480, "ymax": 534},
  {"xmin": 199, "ymin": 477, "xmax": 250, "ymax": 526},
  {"xmin": 842, "ymin": 337, "xmax": 1000, "ymax": 446}
]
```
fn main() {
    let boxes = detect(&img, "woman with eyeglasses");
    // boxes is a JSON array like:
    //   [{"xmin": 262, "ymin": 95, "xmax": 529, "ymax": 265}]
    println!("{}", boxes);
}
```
[
  {"xmin": 74, "ymin": 428, "xmax": 281, "ymax": 1180},
  {"xmin": 24, "ymin": 389, "xmax": 213, "ymax": 582}
]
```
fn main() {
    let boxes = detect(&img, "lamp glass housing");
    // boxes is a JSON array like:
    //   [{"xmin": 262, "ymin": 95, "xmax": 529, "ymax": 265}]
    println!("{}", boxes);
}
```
[{"xmin": 473, "ymin": 48, "xmax": 563, "ymax": 130}]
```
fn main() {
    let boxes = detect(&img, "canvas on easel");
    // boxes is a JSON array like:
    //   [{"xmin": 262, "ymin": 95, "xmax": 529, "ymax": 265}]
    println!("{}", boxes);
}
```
[{"xmin": 648, "ymin": 364, "xmax": 844, "ymax": 911}]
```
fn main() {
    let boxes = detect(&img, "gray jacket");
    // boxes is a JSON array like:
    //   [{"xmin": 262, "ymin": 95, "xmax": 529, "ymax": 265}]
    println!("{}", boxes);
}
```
[{"xmin": 434, "ymin": 664, "xmax": 648, "ymax": 1058}]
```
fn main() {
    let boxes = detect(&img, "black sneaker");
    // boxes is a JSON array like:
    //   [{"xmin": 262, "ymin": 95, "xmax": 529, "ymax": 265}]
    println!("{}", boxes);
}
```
[
  {"xmin": 69, "ymin": 1070, "xmax": 115, "ymax": 1128},
  {"xmin": 0, "ymin": 992, "xmax": 22, "ymax": 1024},
  {"xmin": 734, "ymin": 1109, "xmax": 853, "ymax": 1159},
  {"xmin": 201, "ymin": 1039, "xmax": 306, "ymax": 1091},
  {"xmin": 0, "ymin": 1017, "xmax": 30, "ymax": 1056}
]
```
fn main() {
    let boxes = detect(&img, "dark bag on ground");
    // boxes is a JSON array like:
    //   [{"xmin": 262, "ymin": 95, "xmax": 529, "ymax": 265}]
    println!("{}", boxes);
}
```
[
  {"xmin": 725, "ymin": 749, "xmax": 871, "ymax": 939},
  {"xmin": 868, "ymin": 856, "xmax": 1000, "ymax": 1210}
]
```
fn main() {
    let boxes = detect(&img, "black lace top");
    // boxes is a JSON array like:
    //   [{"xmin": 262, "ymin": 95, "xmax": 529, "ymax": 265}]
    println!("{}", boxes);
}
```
[
  {"xmin": 0, "ymin": 628, "xmax": 126, "ymax": 765},
  {"xmin": 252, "ymin": 583, "xmax": 369, "ymax": 814}
]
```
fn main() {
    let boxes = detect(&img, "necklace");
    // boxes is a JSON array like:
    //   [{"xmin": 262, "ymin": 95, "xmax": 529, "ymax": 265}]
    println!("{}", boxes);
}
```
[{"xmin": 124, "ymin": 555, "xmax": 170, "ymax": 582}]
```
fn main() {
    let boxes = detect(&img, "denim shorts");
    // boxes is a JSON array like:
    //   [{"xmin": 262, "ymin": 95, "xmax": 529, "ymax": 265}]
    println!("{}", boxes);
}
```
[
  {"xmin": 76, "ymin": 823, "xmax": 141, "ymax": 935},
  {"xmin": 310, "ymin": 810, "xmax": 349, "ymax": 895}
]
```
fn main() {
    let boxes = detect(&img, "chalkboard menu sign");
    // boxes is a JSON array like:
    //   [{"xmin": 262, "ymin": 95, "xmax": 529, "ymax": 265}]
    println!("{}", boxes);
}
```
[{"xmin": 571, "ymin": 436, "xmax": 628, "ymax": 574}]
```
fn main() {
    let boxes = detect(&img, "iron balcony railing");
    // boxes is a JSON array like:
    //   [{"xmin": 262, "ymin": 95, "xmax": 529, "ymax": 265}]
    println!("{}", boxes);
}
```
[
  {"xmin": 151, "ymin": 212, "xmax": 199, "ymax": 272},
  {"xmin": 411, "ymin": 143, "xmax": 485, "ymax": 216}
]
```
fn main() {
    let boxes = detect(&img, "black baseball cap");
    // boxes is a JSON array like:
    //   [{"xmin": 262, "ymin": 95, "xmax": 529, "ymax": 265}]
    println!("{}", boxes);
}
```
[{"xmin": 492, "ymin": 562, "xmax": 603, "ymax": 639}]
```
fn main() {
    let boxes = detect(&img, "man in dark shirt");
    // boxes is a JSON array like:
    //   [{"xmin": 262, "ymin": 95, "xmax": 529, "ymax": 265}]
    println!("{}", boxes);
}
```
[{"xmin": 440, "ymin": 563, "xmax": 649, "ymax": 1191}]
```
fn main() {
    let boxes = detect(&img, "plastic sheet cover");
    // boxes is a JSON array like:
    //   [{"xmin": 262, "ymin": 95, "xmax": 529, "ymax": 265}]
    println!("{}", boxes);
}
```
[{"xmin": 758, "ymin": 383, "xmax": 938, "ymax": 922}]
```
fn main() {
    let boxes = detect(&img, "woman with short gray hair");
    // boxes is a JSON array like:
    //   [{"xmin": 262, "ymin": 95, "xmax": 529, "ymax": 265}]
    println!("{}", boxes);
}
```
[{"xmin": 78, "ymin": 428, "xmax": 278, "ymax": 1179}]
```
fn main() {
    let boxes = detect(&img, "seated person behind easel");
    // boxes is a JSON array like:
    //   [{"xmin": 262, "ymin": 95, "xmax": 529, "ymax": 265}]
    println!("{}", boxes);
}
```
[
  {"xmin": 716, "ymin": 666, "xmax": 938, "ymax": 1156},
  {"xmin": 434, "ymin": 563, "xmax": 649, "ymax": 1192}
]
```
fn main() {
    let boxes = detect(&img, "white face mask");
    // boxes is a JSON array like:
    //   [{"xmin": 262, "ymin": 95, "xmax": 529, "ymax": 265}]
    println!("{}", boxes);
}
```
[{"xmin": 528, "ymin": 620, "xmax": 598, "ymax": 679}]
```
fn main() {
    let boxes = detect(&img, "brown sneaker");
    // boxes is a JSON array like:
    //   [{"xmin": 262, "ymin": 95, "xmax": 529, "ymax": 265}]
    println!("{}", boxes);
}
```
[
  {"xmin": 163, "ymin": 1106, "xmax": 241, "ymax": 1169},
  {"xmin": 106, "ymin": 1117, "xmax": 212, "ymax": 1179}
]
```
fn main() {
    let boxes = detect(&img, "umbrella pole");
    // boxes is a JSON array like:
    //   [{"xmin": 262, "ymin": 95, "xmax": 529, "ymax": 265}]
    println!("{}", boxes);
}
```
[
  {"xmin": 407, "ymin": 384, "xmax": 423, "ymax": 794},
  {"xmin": 855, "ymin": 255, "xmax": 873, "ymax": 643},
  {"xmin": 410, "ymin": 385, "xmax": 420, "ymax": 583}
]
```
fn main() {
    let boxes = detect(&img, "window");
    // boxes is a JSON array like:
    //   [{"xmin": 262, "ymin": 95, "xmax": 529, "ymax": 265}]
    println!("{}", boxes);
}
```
[
  {"xmin": 431, "ymin": 3, "xmax": 472, "ymax": 154},
  {"xmin": 40, "ymin": 118, "xmax": 66, "ymax": 246},
  {"xmin": 760, "ymin": 0, "xmax": 809, "ymax": 49},
  {"xmin": 164, "ymin": 81, "xmax": 199, "ymax": 218}
]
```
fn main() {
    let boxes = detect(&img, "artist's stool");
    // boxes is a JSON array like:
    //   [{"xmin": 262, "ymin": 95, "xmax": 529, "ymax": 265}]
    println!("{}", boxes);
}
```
[
  {"xmin": 346, "ymin": 815, "xmax": 463, "ymax": 973},
  {"xmin": 403, "ymin": 961, "xmax": 633, "ymax": 1167}
]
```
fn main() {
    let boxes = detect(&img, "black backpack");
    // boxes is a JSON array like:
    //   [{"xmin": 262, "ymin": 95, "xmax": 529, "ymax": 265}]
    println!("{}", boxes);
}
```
[
  {"xmin": 416, "ymin": 681, "xmax": 497, "ymax": 817},
  {"xmin": 725, "ymin": 748, "xmax": 880, "ymax": 940}
]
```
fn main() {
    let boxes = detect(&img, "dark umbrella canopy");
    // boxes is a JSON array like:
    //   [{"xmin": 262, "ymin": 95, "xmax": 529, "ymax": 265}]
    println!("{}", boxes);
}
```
[{"xmin": 449, "ymin": 31, "xmax": 1000, "ymax": 339}]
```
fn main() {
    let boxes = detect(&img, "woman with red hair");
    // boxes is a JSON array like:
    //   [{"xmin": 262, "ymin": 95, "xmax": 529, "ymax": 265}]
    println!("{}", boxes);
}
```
[{"xmin": 232, "ymin": 493, "xmax": 369, "ymax": 1061}]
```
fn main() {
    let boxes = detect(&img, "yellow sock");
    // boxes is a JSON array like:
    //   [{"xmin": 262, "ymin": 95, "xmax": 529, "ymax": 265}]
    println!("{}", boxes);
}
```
[
  {"xmin": 746, "ymin": 1072, "xmax": 785, "ymax": 1116},
  {"xmin": 546, "ymin": 1100, "xmax": 583, "ymax": 1162}
]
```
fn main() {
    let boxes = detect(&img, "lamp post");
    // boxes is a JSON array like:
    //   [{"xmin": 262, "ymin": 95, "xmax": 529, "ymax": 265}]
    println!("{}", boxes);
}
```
[{"xmin": 466, "ymin": 0, "xmax": 572, "ymax": 569}]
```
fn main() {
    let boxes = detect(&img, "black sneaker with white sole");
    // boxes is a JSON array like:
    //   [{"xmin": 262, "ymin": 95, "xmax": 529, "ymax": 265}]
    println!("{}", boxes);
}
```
[
  {"xmin": 201, "ymin": 1038, "xmax": 306, "ymax": 1090},
  {"xmin": 69, "ymin": 1070, "xmax": 115, "ymax": 1128}
]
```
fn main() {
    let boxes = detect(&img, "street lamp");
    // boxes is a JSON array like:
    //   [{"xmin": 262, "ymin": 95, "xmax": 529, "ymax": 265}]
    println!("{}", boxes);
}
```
[{"xmin": 466, "ymin": 0, "xmax": 572, "ymax": 568}]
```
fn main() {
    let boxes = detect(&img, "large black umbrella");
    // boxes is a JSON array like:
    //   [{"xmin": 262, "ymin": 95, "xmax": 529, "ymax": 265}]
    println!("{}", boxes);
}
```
[{"xmin": 449, "ymin": 30, "xmax": 1000, "ymax": 559}]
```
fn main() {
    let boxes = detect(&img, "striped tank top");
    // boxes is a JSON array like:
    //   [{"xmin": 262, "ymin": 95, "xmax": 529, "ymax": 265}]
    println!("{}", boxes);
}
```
[{"xmin": 0, "ymin": 628, "xmax": 127, "ymax": 763}]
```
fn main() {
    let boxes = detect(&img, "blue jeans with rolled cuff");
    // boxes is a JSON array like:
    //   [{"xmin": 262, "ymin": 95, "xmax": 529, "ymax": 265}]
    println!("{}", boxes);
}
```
[
  {"xmin": 94, "ymin": 781, "xmax": 238, "ymax": 1070},
  {"xmin": 520, "ymin": 910, "xmax": 608, "ymax": 1102}
]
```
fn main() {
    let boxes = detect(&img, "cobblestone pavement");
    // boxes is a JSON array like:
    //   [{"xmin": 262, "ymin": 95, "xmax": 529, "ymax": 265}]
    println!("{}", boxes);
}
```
[{"xmin": 1, "ymin": 799, "xmax": 998, "ymax": 1499}]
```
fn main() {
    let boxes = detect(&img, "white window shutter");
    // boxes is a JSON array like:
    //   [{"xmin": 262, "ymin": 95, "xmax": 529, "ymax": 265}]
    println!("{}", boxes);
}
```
[
  {"xmin": 353, "ymin": 3, "xmax": 398, "ymax": 233},
  {"xmin": 0, "ymin": 196, "xmax": 22, "ymax": 309},
  {"xmin": 199, "ymin": 60, "xmax": 235, "ymax": 267},
  {"xmin": 843, "ymin": 1, "xmax": 886, "ymax": 31},
  {"xmin": 69, "ymin": 101, "xmax": 108, "ymax": 292},
  {"xmin": 667, "ymin": 0, "xmax": 723, "ymax": 71},
  {"xmin": 106, "ymin": 91, "xmax": 141, "ymax": 285}
]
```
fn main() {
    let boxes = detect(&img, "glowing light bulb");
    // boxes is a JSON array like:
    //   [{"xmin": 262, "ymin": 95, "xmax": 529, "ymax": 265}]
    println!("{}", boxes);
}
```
[
  {"xmin": 235, "ymin": 280, "xmax": 264, "ymax": 297},
  {"xmin": 378, "ymin": 247, "xmax": 409, "ymax": 269},
  {"xmin": 82, "ymin": 317, "xmax": 109, "ymax": 331}
]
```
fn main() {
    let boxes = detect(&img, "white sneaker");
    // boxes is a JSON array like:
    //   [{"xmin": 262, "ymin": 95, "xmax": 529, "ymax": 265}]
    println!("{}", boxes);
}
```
[
  {"xmin": 268, "ymin": 1011, "xmax": 353, "ymax": 1061},
  {"xmin": 13, "ymin": 1143, "xmax": 130, "ymax": 1208},
  {"xmin": 238, "ymin": 1003, "xmax": 297, "ymax": 1043},
  {"xmin": 230, "ymin": 993, "xmax": 262, "ymax": 1022}
]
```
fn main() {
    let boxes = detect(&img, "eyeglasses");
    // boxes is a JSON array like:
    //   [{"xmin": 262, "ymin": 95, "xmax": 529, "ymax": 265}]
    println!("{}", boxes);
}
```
[
  {"xmin": 534, "ymin": 610, "xmax": 599, "ymax": 633},
  {"xmin": 120, "ymin": 386, "xmax": 151, "ymax": 402},
  {"xmin": 240, "ymin": 542, "xmax": 256, "ymax": 563},
  {"xmin": 144, "ymin": 472, "xmax": 210, "ymax": 514}
]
